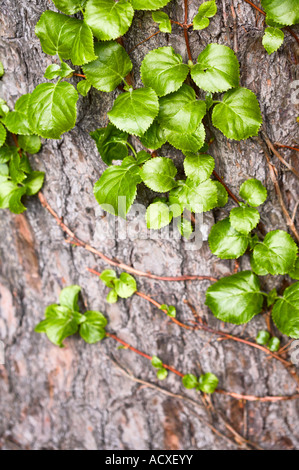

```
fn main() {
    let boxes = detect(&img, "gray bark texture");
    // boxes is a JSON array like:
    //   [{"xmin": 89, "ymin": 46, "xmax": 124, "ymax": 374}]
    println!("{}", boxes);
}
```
[{"xmin": 0, "ymin": 0, "xmax": 299, "ymax": 450}]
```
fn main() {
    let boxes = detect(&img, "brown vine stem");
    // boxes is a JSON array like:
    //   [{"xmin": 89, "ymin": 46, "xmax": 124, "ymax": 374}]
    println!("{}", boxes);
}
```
[
  {"xmin": 259, "ymin": 139, "xmax": 299, "ymax": 242},
  {"xmin": 262, "ymin": 131, "xmax": 299, "ymax": 179},
  {"xmin": 183, "ymin": 0, "xmax": 193, "ymax": 63},
  {"xmin": 105, "ymin": 332, "xmax": 298, "ymax": 403},
  {"xmin": 129, "ymin": 31, "xmax": 161, "ymax": 53},
  {"xmin": 38, "ymin": 191, "xmax": 218, "ymax": 283},
  {"xmin": 274, "ymin": 143, "xmax": 299, "ymax": 153},
  {"xmin": 212, "ymin": 170, "xmax": 240, "ymax": 205},
  {"xmin": 243, "ymin": 0, "xmax": 299, "ymax": 45},
  {"xmin": 87, "ymin": 267, "xmax": 195, "ymax": 330},
  {"xmin": 73, "ymin": 73, "xmax": 86, "ymax": 78}
]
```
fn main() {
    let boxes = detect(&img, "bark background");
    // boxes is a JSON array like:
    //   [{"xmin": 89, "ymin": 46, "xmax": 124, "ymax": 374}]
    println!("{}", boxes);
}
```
[{"xmin": 0, "ymin": 0, "xmax": 298, "ymax": 450}]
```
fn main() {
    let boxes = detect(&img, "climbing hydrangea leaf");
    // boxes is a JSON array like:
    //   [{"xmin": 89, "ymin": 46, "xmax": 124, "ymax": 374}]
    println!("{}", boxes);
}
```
[
  {"xmin": 90, "ymin": 124, "xmax": 128, "ymax": 166},
  {"xmin": 262, "ymin": 27, "xmax": 284, "ymax": 54},
  {"xmin": 165, "ymin": 124, "xmax": 205, "ymax": 155},
  {"xmin": 239, "ymin": 179, "xmax": 267, "ymax": 207},
  {"xmin": 229, "ymin": 206, "xmax": 260, "ymax": 235},
  {"xmin": 3, "ymin": 94, "xmax": 33, "ymax": 136},
  {"xmin": 193, "ymin": 0, "xmax": 217, "ymax": 30},
  {"xmin": 140, "ymin": 157, "xmax": 177, "ymax": 192},
  {"xmin": 131, "ymin": 0, "xmax": 171, "ymax": 10},
  {"xmin": 261, "ymin": 0, "xmax": 299, "ymax": 26},
  {"xmin": 183, "ymin": 154, "xmax": 215, "ymax": 184},
  {"xmin": 272, "ymin": 282, "xmax": 299, "ymax": 338},
  {"xmin": 208, "ymin": 217, "xmax": 249, "ymax": 259}
]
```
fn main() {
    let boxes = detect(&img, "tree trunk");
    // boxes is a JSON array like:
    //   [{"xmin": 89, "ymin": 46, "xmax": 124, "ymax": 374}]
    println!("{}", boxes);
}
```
[{"xmin": 0, "ymin": 0, "xmax": 298, "ymax": 450}]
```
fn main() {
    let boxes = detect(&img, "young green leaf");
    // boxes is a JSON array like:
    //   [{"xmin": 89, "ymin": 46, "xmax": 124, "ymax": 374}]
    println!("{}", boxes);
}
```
[
  {"xmin": 35, "ymin": 11, "xmax": 96, "ymax": 65},
  {"xmin": 9, "ymin": 154, "xmax": 27, "ymax": 184},
  {"xmin": 208, "ymin": 217, "xmax": 249, "ymax": 259},
  {"xmin": 90, "ymin": 124, "xmax": 128, "ymax": 166},
  {"xmin": 114, "ymin": 273, "xmax": 137, "ymax": 298},
  {"xmin": 191, "ymin": 44, "xmax": 239, "ymax": 93},
  {"xmin": 206, "ymin": 271, "xmax": 264, "ymax": 324},
  {"xmin": 252, "ymin": 230, "xmax": 298, "ymax": 275},
  {"xmin": 198, "ymin": 372, "xmax": 219, "ymax": 394},
  {"xmin": 108, "ymin": 88, "xmax": 159, "ymax": 137},
  {"xmin": 0, "ymin": 61, "xmax": 4, "ymax": 78},
  {"xmin": 24, "ymin": 171, "xmax": 45, "ymax": 196},
  {"xmin": 256, "ymin": 330, "xmax": 271, "ymax": 345},
  {"xmin": 267, "ymin": 288, "xmax": 278, "ymax": 307},
  {"xmin": 176, "ymin": 218, "xmax": 193, "ymax": 239},
  {"xmin": 44, "ymin": 62, "xmax": 74, "ymax": 80},
  {"xmin": 193, "ymin": 1, "xmax": 217, "ymax": 30},
  {"xmin": 214, "ymin": 181, "xmax": 228, "ymax": 208},
  {"xmin": 152, "ymin": 11, "xmax": 172, "ymax": 33},
  {"xmin": 182, "ymin": 374, "xmax": 198, "ymax": 389},
  {"xmin": 165, "ymin": 124, "xmax": 205, "ymax": 155},
  {"xmin": 183, "ymin": 154, "xmax": 215, "ymax": 184},
  {"xmin": 140, "ymin": 157, "xmax": 177, "ymax": 192},
  {"xmin": 0, "ymin": 181, "xmax": 19, "ymax": 209},
  {"xmin": 262, "ymin": 27, "xmax": 284, "ymax": 54},
  {"xmin": 212, "ymin": 87, "xmax": 262, "ymax": 140},
  {"xmin": 8, "ymin": 187, "xmax": 27, "ymax": 214},
  {"xmin": 18, "ymin": 135, "xmax": 41, "ymax": 154},
  {"xmin": 52, "ymin": 0, "xmax": 86, "ymax": 15},
  {"xmin": 272, "ymin": 282, "xmax": 299, "ymax": 338},
  {"xmin": 141, "ymin": 47, "xmax": 189, "ymax": 97},
  {"xmin": 94, "ymin": 156, "xmax": 142, "ymax": 217},
  {"xmin": 79, "ymin": 311, "xmax": 107, "ymax": 344},
  {"xmin": 158, "ymin": 84, "xmax": 206, "ymax": 134},
  {"xmin": 250, "ymin": 253, "xmax": 268, "ymax": 276},
  {"xmin": 77, "ymin": 80, "xmax": 92, "ymax": 97},
  {"xmin": 131, "ymin": 0, "xmax": 171, "ymax": 10},
  {"xmin": 84, "ymin": 0, "xmax": 134, "ymax": 41},
  {"xmin": 261, "ymin": 0, "xmax": 299, "ymax": 26},
  {"xmin": 28, "ymin": 82, "xmax": 78, "ymax": 139},
  {"xmin": 156, "ymin": 368, "xmax": 168, "ymax": 380},
  {"xmin": 100, "ymin": 269, "xmax": 118, "ymax": 287},
  {"xmin": 140, "ymin": 119, "xmax": 167, "ymax": 150},
  {"xmin": 288, "ymin": 258, "xmax": 299, "ymax": 280},
  {"xmin": 146, "ymin": 200, "xmax": 173, "ymax": 229},
  {"xmin": 185, "ymin": 178, "xmax": 218, "ymax": 213},
  {"xmin": 59, "ymin": 285, "xmax": 81, "ymax": 311},
  {"xmin": 151, "ymin": 355, "xmax": 163, "ymax": 368},
  {"xmin": 3, "ymin": 94, "xmax": 33, "ymax": 136},
  {"xmin": 83, "ymin": 41, "xmax": 133, "ymax": 92},
  {"xmin": 35, "ymin": 305, "xmax": 80, "ymax": 347},
  {"xmin": 239, "ymin": 178, "xmax": 267, "ymax": 207},
  {"xmin": 0, "ymin": 124, "xmax": 6, "ymax": 148},
  {"xmin": 229, "ymin": 205, "xmax": 260, "ymax": 234},
  {"xmin": 136, "ymin": 151, "xmax": 152, "ymax": 165},
  {"xmin": 107, "ymin": 289, "xmax": 118, "ymax": 304},
  {"xmin": 268, "ymin": 337, "xmax": 280, "ymax": 352}
]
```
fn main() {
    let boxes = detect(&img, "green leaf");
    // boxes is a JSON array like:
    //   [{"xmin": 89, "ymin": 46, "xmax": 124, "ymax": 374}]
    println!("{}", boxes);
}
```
[
  {"xmin": 35, "ymin": 305, "xmax": 80, "ymax": 347},
  {"xmin": 212, "ymin": 87, "xmax": 262, "ymax": 140},
  {"xmin": 136, "ymin": 151, "xmax": 151, "ymax": 165},
  {"xmin": 186, "ymin": 178, "xmax": 218, "ymax": 213},
  {"xmin": 176, "ymin": 218, "xmax": 193, "ymax": 239},
  {"xmin": 229, "ymin": 205, "xmax": 260, "ymax": 234},
  {"xmin": 0, "ymin": 181, "xmax": 19, "ymax": 209},
  {"xmin": 8, "ymin": 187, "xmax": 27, "ymax": 214},
  {"xmin": 0, "ymin": 61, "xmax": 4, "ymax": 78},
  {"xmin": 262, "ymin": 27, "xmax": 284, "ymax": 54},
  {"xmin": 191, "ymin": 44, "xmax": 239, "ymax": 93},
  {"xmin": 24, "ymin": 171, "xmax": 45, "ymax": 196},
  {"xmin": 208, "ymin": 217, "xmax": 249, "ymax": 259},
  {"xmin": 114, "ymin": 273, "xmax": 137, "ymax": 298},
  {"xmin": 140, "ymin": 157, "xmax": 177, "ymax": 192},
  {"xmin": 0, "ymin": 99, "xmax": 9, "ymax": 118},
  {"xmin": 256, "ymin": 330, "xmax": 271, "ymax": 345},
  {"xmin": 193, "ymin": 1, "xmax": 217, "ymax": 30},
  {"xmin": 146, "ymin": 200, "xmax": 173, "ymax": 229},
  {"xmin": 239, "ymin": 179, "xmax": 267, "ymax": 207},
  {"xmin": 288, "ymin": 258, "xmax": 299, "ymax": 280},
  {"xmin": 152, "ymin": 11, "xmax": 172, "ymax": 33},
  {"xmin": 165, "ymin": 124, "xmax": 205, "ymax": 155},
  {"xmin": 28, "ymin": 82, "xmax": 78, "ymax": 139},
  {"xmin": 79, "ymin": 311, "xmax": 107, "ymax": 344},
  {"xmin": 156, "ymin": 368, "xmax": 168, "ymax": 380},
  {"xmin": 206, "ymin": 271, "xmax": 264, "ymax": 324},
  {"xmin": 184, "ymin": 153, "xmax": 215, "ymax": 184},
  {"xmin": 267, "ymin": 288, "xmax": 278, "ymax": 307},
  {"xmin": 141, "ymin": 47, "xmax": 189, "ymax": 97},
  {"xmin": 100, "ymin": 269, "xmax": 117, "ymax": 287},
  {"xmin": 252, "ymin": 230, "xmax": 298, "ymax": 275},
  {"xmin": 214, "ymin": 181, "xmax": 228, "ymax": 208},
  {"xmin": 158, "ymin": 84, "xmax": 206, "ymax": 134},
  {"xmin": 139, "ymin": 119, "xmax": 167, "ymax": 150},
  {"xmin": 3, "ymin": 94, "xmax": 33, "ymax": 136},
  {"xmin": 107, "ymin": 289, "xmax": 118, "ymax": 304},
  {"xmin": 268, "ymin": 337, "xmax": 280, "ymax": 352},
  {"xmin": 108, "ymin": 88, "xmax": 159, "ymax": 137},
  {"xmin": 84, "ymin": 0, "xmax": 134, "ymax": 41},
  {"xmin": 9, "ymin": 154, "xmax": 26, "ymax": 184},
  {"xmin": 182, "ymin": 374, "xmax": 198, "ymax": 389},
  {"xmin": 261, "ymin": 0, "xmax": 299, "ymax": 26},
  {"xmin": 93, "ymin": 156, "xmax": 141, "ymax": 217},
  {"xmin": 44, "ymin": 62, "xmax": 74, "ymax": 80},
  {"xmin": 131, "ymin": 0, "xmax": 171, "ymax": 10},
  {"xmin": 90, "ymin": 123, "xmax": 128, "ymax": 165},
  {"xmin": 83, "ymin": 41, "xmax": 132, "ymax": 92},
  {"xmin": 77, "ymin": 80, "xmax": 91, "ymax": 97},
  {"xmin": 52, "ymin": 0, "xmax": 86, "ymax": 15},
  {"xmin": 35, "ymin": 11, "xmax": 96, "ymax": 65},
  {"xmin": 250, "ymin": 253, "xmax": 268, "ymax": 276},
  {"xmin": 272, "ymin": 282, "xmax": 299, "ymax": 338},
  {"xmin": 59, "ymin": 285, "xmax": 81, "ymax": 311},
  {"xmin": 198, "ymin": 372, "xmax": 219, "ymax": 394},
  {"xmin": 0, "ymin": 123, "xmax": 6, "ymax": 147},
  {"xmin": 151, "ymin": 355, "xmax": 163, "ymax": 368},
  {"xmin": 18, "ymin": 135, "xmax": 41, "ymax": 154}
]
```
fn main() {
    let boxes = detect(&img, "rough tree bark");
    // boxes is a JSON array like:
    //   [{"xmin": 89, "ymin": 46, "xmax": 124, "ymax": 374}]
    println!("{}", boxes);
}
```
[{"xmin": 0, "ymin": 0, "xmax": 298, "ymax": 450}]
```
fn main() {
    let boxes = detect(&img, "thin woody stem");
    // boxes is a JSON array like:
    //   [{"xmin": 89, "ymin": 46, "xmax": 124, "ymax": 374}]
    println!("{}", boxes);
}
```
[{"xmin": 183, "ymin": 0, "xmax": 193, "ymax": 63}]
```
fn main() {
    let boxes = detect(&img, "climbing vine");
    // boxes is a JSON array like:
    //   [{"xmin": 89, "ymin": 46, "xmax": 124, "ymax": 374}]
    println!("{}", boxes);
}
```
[{"xmin": 1, "ymin": 0, "xmax": 299, "ymax": 445}]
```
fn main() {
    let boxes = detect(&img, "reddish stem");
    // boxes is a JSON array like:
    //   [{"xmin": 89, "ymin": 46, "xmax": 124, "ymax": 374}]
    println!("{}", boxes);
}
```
[
  {"xmin": 274, "ymin": 143, "xmax": 299, "ymax": 153},
  {"xmin": 73, "ymin": 73, "xmax": 86, "ymax": 78},
  {"xmin": 213, "ymin": 170, "xmax": 240, "ymax": 205}
]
